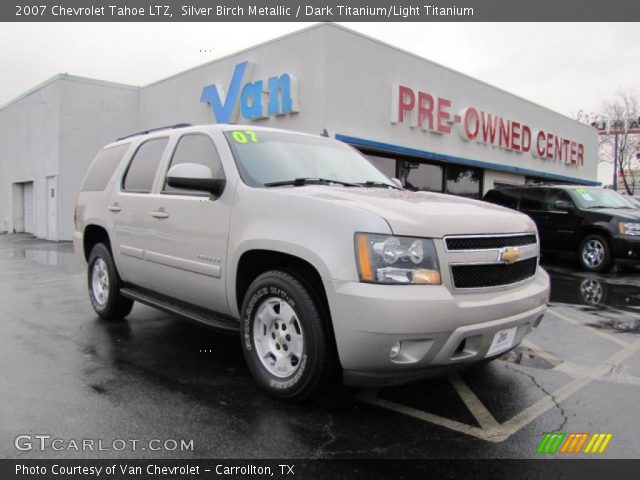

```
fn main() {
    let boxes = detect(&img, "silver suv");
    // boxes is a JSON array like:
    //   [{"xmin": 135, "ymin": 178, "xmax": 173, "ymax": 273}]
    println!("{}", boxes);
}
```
[{"xmin": 74, "ymin": 124, "xmax": 550, "ymax": 401}]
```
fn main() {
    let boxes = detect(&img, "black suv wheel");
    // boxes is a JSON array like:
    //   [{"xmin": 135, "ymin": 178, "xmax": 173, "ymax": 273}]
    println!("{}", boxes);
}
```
[{"xmin": 578, "ymin": 234, "xmax": 613, "ymax": 272}]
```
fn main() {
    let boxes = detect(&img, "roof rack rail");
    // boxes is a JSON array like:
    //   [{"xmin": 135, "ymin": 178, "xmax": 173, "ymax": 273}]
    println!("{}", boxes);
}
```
[{"xmin": 117, "ymin": 123, "xmax": 192, "ymax": 141}]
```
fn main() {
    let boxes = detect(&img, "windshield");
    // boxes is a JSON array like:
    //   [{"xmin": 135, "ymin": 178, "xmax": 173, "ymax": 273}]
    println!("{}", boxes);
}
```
[
  {"xmin": 224, "ymin": 130, "xmax": 395, "ymax": 188},
  {"xmin": 568, "ymin": 187, "xmax": 636, "ymax": 209}
]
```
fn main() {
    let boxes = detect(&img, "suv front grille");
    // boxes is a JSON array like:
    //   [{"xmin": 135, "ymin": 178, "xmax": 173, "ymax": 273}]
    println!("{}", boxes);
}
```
[
  {"xmin": 450, "ymin": 257, "xmax": 537, "ymax": 289},
  {"xmin": 445, "ymin": 234, "xmax": 537, "ymax": 251}
]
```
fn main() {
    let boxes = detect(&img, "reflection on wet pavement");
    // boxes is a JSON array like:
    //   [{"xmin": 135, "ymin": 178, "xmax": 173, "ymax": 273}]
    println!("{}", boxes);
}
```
[
  {"xmin": 543, "ymin": 258, "xmax": 640, "ymax": 314},
  {"xmin": 587, "ymin": 318, "xmax": 640, "ymax": 334}
]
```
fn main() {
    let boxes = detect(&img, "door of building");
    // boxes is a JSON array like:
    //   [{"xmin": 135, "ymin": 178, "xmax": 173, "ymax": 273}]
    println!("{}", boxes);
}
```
[
  {"xmin": 23, "ymin": 181, "xmax": 35, "ymax": 234},
  {"xmin": 46, "ymin": 176, "xmax": 57, "ymax": 240}
]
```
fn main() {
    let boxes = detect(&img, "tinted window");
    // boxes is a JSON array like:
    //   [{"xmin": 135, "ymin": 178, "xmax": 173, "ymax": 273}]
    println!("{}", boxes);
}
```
[
  {"xmin": 402, "ymin": 162, "xmax": 443, "ymax": 192},
  {"xmin": 446, "ymin": 165, "xmax": 482, "ymax": 198},
  {"xmin": 122, "ymin": 138, "xmax": 168, "ymax": 193},
  {"xmin": 485, "ymin": 189, "xmax": 519, "ymax": 209},
  {"xmin": 520, "ymin": 188, "xmax": 545, "ymax": 210},
  {"xmin": 82, "ymin": 143, "xmax": 131, "ymax": 192},
  {"xmin": 164, "ymin": 134, "xmax": 224, "ymax": 193},
  {"xmin": 545, "ymin": 189, "xmax": 572, "ymax": 211}
]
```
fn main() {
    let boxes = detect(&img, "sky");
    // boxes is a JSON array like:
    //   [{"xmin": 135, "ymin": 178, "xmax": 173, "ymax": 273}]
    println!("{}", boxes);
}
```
[{"xmin": 0, "ymin": 22, "xmax": 638, "ymax": 181}]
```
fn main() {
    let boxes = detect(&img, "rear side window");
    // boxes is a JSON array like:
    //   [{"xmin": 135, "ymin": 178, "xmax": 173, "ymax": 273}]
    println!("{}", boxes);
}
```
[
  {"xmin": 485, "ymin": 189, "xmax": 519, "ymax": 209},
  {"xmin": 122, "ymin": 138, "xmax": 169, "ymax": 193},
  {"xmin": 163, "ymin": 134, "xmax": 225, "ymax": 194},
  {"xmin": 81, "ymin": 143, "xmax": 131, "ymax": 192},
  {"xmin": 520, "ymin": 188, "xmax": 545, "ymax": 211}
]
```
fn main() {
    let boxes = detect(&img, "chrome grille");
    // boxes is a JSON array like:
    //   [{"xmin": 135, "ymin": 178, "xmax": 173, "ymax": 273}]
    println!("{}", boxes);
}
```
[{"xmin": 445, "ymin": 234, "xmax": 537, "ymax": 251}]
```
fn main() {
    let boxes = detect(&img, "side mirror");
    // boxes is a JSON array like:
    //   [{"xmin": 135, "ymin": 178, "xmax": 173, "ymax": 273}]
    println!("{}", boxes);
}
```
[
  {"xmin": 391, "ymin": 177, "xmax": 403, "ymax": 189},
  {"xmin": 553, "ymin": 199, "xmax": 573, "ymax": 211},
  {"xmin": 167, "ymin": 163, "xmax": 225, "ymax": 196}
]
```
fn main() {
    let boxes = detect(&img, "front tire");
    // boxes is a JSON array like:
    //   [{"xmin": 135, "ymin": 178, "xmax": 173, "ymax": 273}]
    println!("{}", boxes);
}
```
[
  {"xmin": 240, "ymin": 270, "xmax": 333, "ymax": 402},
  {"xmin": 87, "ymin": 243, "xmax": 133, "ymax": 320},
  {"xmin": 578, "ymin": 234, "xmax": 613, "ymax": 272}
]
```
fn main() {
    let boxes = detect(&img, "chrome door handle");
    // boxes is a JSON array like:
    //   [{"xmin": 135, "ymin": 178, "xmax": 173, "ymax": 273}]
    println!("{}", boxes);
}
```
[
  {"xmin": 108, "ymin": 204, "xmax": 121, "ymax": 213},
  {"xmin": 150, "ymin": 209, "xmax": 169, "ymax": 219}
]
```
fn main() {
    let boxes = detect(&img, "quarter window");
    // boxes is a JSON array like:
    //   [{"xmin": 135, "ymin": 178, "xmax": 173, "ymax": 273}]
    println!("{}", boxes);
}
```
[
  {"xmin": 82, "ymin": 143, "xmax": 131, "ymax": 192},
  {"xmin": 164, "ymin": 134, "xmax": 224, "ymax": 193},
  {"xmin": 122, "ymin": 138, "xmax": 168, "ymax": 193}
]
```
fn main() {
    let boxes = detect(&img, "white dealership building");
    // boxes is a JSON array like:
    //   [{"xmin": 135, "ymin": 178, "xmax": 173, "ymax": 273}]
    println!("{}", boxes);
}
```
[{"xmin": 0, "ymin": 23, "xmax": 598, "ymax": 241}]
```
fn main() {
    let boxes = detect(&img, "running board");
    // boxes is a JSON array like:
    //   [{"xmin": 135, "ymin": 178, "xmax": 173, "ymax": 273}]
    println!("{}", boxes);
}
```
[{"xmin": 120, "ymin": 287, "xmax": 239, "ymax": 335}]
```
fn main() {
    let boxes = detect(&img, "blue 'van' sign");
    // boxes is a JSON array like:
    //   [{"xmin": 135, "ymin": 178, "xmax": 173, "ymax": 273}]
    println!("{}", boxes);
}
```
[{"xmin": 201, "ymin": 62, "xmax": 299, "ymax": 123}]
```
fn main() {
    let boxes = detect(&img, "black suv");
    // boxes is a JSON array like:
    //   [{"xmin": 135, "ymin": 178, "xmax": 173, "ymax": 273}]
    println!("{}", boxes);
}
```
[{"xmin": 484, "ymin": 185, "xmax": 640, "ymax": 271}]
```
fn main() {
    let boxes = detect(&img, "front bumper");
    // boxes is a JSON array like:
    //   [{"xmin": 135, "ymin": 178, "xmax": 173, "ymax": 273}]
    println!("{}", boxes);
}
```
[
  {"xmin": 326, "ymin": 269, "xmax": 550, "ymax": 386},
  {"xmin": 612, "ymin": 234, "xmax": 640, "ymax": 261}
]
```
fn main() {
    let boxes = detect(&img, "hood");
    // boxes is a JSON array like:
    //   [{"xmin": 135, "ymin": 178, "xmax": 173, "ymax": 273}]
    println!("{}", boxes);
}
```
[
  {"xmin": 273, "ymin": 186, "xmax": 536, "ymax": 237},
  {"xmin": 586, "ymin": 207, "xmax": 640, "ymax": 221}
]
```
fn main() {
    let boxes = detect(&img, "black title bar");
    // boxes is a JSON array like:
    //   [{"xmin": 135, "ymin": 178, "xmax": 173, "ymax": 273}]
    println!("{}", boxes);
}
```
[
  {"xmin": 3, "ymin": 0, "xmax": 640, "ymax": 22},
  {"xmin": 2, "ymin": 459, "xmax": 639, "ymax": 480}
]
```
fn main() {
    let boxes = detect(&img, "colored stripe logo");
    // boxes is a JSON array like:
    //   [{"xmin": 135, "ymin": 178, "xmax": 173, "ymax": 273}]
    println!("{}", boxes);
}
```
[{"xmin": 537, "ymin": 432, "xmax": 612, "ymax": 454}]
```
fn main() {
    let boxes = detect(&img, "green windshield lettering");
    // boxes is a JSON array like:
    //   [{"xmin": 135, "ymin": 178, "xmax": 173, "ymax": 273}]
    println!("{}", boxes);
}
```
[{"xmin": 232, "ymin": 131, "xmax": 258, "ymax": 144}]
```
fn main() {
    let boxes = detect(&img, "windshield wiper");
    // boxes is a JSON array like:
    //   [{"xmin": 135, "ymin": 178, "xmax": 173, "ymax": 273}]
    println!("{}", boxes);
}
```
[
  {"xmin": 264, "ymin": 178, "xmax": 360, "ymax": 187},
  {"xmin": 586, "ymin": 205, "xmax": 613, "ymax": 209},
  {"xmin": 357, "ymin": 181, "xmax": 402, "ymax": 190}
]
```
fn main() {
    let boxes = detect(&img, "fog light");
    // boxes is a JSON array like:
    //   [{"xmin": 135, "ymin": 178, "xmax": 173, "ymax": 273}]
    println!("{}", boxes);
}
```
[{"xmin": 390, "ymin": 341, "xmax": 401, "ymax": 359}]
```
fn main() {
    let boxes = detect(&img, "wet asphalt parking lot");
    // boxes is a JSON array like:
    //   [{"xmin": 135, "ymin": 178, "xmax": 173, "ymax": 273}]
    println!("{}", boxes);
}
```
[{"xmin": 1, "ymin": 234, "xmax": 639, "ymax": 460}]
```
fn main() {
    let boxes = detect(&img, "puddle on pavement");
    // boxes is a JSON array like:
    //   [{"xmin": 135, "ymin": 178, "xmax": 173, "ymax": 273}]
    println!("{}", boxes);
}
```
[
  {"xmin": 547, "ymin": 272, "xmax": 640, "ymax": 313},
  {"xmin": 586, "ymin": 318, "xmax": 640, "ymax": 334},
  {"xmin": 8, "ymin": 247, "xmax": 78, "ymax": 267},
  {"xmin": 498, "ymin": 345, "xmax": 561, "ymax": 370}
]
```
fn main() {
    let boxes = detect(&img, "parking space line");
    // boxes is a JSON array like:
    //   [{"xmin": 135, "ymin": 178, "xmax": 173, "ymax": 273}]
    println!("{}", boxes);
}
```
[
  {"xmin": 357, "ymin": 388, "xmax": 493, "ymax": 441},
  {"xmin": 521, "ymin": 338, "xmax": 564, "ymax": 365},
  {"xmin": 35, "ymin": 274, "xmax": 84, "ymax": 284},
  {"xmin": 499, "ymin": 337, "xmax": 640, "ymax": 437},
  {"xmin": 449, "ymin": 374, "xmax": 499, "ymax": 430},
  {"xmin": 546, "ymin": 308, "xmax": 631, "ymax": 347},
  {"xmin": 359, "ymin": 333, "xmax": 640, "ymax": 443}
]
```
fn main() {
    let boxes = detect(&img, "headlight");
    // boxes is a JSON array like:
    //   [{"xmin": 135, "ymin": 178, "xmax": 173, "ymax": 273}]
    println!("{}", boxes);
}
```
[
  {"xmin": 355, "ymin": 233, "xmax": 441, "ymax": 285},
  {"xmin": 619, "ymin": 222, "xmax": 640, "ymax": 236}
]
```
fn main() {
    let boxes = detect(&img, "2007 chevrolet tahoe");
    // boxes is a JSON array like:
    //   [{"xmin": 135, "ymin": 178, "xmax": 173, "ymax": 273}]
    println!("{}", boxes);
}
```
[{"xmin": 74, "ymin": 124, "xmax": 550, "ymax": 401}]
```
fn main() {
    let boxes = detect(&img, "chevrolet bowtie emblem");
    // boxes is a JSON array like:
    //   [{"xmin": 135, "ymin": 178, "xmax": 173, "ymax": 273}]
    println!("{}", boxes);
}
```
[{"xmin": 500, "ymin": 247, "xmax": 520, "ymax": 264}]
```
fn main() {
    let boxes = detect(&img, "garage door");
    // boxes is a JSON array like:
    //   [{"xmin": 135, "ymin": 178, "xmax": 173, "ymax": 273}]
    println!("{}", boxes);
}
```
[{"xmin": 23, "ymin": 181, "xmax": 35, "ymax": 234}]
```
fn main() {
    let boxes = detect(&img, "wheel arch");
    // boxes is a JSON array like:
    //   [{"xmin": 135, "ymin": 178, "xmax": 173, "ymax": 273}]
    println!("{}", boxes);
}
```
[
  {"xmin": 234, "ymin": 249, "xmax": 331, "ymax": 320},
  {"xmin": 83, "ymin": 224, "xmax": 112, "ymax": 261}
]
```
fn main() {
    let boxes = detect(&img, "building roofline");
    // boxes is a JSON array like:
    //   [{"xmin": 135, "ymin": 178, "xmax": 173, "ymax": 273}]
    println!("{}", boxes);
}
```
[
  {"xmin": 0, "ymin": 73, "xmax": 138, "ymax": 111},
  {"xmin": 1, "ymin": 23, "xmax": 594, "ymax": 133},
  {"xmin": 142, "ymin": 22, "xmax": 594, "ymax": 132}
]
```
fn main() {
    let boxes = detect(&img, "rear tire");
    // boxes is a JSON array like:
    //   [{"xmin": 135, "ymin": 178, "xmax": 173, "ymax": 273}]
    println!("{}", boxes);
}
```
[
  {"xmin": 578, "ymin": 234, "xmax": 613, "ymax": 272},
  {"xmin": 87, "ymin": 243, "xmax": 133, "ymax": 320},
  {"xmin": 240, "ymin": 270, "xmax": 334, "ymax": 402}
]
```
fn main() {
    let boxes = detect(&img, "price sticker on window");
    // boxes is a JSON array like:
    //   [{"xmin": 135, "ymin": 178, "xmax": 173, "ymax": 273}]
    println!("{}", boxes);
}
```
[
  {"xmin": 231, "ymin": 131, "xmax": 258, "ymax": 144},
  {"xmin": 576, "ymin": 187, "xmax": 594, "ymax": 201}
]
